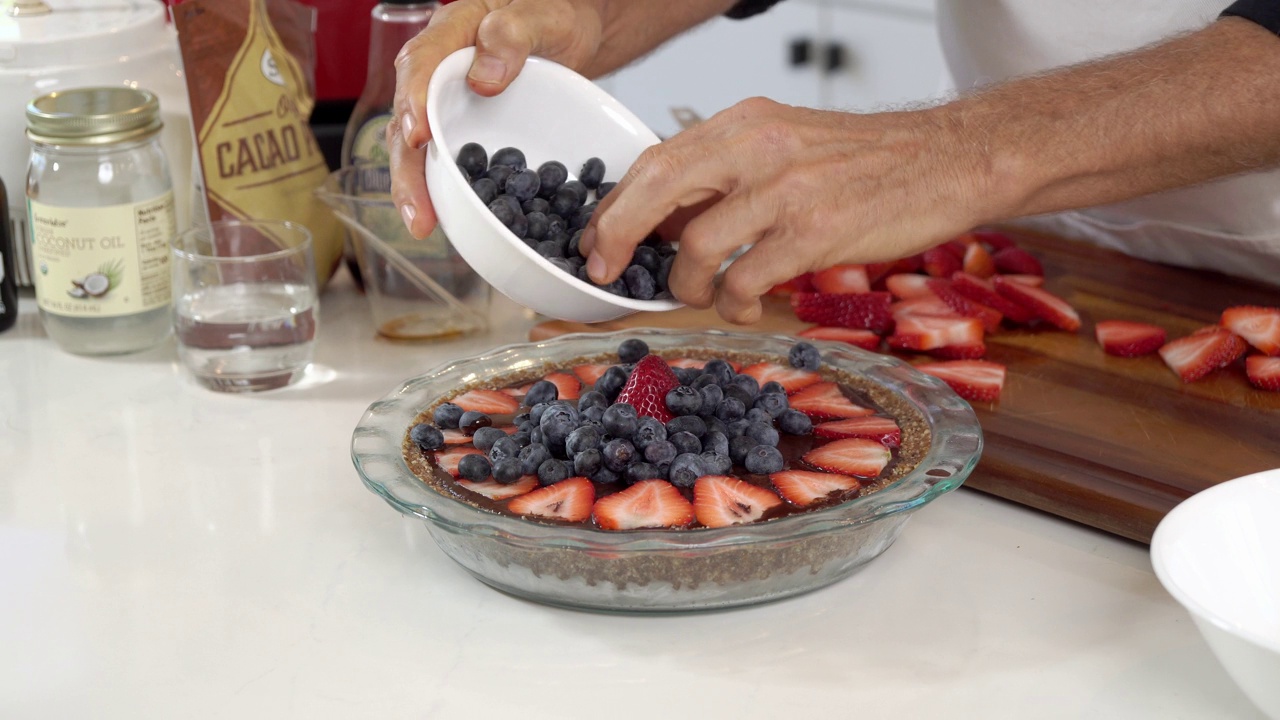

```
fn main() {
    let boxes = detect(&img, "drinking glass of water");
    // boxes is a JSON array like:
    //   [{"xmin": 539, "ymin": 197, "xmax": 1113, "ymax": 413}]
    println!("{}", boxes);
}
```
[{"xmin": 171, "ymin": 220, "xmax": 318, "ymax": 392}]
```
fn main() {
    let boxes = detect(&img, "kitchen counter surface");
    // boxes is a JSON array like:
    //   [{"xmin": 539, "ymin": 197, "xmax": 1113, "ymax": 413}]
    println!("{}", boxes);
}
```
[{"xmin": 0, "ymin": 276, "xmax": 1262, "ymax": 719}]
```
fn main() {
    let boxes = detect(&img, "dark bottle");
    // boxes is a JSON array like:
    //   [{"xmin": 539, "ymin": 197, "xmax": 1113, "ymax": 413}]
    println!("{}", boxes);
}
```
[{"xmin": 0, "ymin": 177, "xmax": 17, "ymax": 333}]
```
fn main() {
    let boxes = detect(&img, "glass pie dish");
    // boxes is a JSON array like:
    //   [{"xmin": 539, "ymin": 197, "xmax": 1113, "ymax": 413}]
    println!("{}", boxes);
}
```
[{"xmin": 351, "ymin": 329, "xmax": 983, "ymax": 612}]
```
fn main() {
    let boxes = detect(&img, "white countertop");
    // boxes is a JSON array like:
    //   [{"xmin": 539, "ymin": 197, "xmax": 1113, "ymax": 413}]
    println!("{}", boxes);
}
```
[{"xmin": 0, "ymin": 275, "xmax": 1261, "ymax": 720}]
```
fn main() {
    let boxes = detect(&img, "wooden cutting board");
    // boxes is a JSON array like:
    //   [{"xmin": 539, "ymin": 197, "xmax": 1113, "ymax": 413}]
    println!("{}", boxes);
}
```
[{"xmin": 531, "ymin": 231, "xmax": 1280, "ymax": 543}]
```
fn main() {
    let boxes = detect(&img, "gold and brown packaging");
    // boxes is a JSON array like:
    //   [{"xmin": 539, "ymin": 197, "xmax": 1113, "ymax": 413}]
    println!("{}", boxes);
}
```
[{"xmin": 173, "ymin": 0, "xmax": 342, "ymax": 286}]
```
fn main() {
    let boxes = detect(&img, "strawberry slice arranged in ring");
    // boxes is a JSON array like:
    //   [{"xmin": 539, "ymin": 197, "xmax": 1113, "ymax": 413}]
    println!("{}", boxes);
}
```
[{"xmin": 693, "ymin": 476, "xmax": 784, "ymax": 528}]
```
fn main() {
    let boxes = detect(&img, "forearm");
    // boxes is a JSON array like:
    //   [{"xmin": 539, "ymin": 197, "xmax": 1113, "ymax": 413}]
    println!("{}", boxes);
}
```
[
  {"xmin": 582, "ymin": 0, "xmax": 738, "ymax": 77},
  {"xmin": 949, "ymin": 17, "xmax": 1280, "ymax": 223}
]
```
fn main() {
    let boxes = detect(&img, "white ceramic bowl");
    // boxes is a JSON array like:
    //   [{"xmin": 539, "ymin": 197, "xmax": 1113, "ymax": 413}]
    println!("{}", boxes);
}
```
[
  {"xmin": 424, "ymin": 47, "xmax": 683, "ymax": 322},
  {"xmin": 1151, "ymin": 468, "xmax": 1280, "ymax": 719}
]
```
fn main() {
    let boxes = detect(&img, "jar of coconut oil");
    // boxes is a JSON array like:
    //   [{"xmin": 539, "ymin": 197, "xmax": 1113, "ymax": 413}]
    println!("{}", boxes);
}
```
[{"xmin": 26, "ymin": 87, "xmax": 176, "ymax": 355}]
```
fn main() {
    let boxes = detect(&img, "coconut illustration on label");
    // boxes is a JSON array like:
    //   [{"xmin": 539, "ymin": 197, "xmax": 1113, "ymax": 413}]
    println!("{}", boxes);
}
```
[{"xmin": 67, "ymin": 260, "xmax": 122, "ymax": 299}]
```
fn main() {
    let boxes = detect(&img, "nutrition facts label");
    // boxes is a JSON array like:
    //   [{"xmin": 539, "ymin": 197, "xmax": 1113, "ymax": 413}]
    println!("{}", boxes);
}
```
[{"xmin": 29, "ymin": 192, "xmax": 177, "ymax": 318}]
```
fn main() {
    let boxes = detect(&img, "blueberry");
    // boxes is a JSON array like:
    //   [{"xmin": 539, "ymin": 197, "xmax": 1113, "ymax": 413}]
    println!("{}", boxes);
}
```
[
  {"xmin": 602, "ymin": 438, "xmax": 636, "ymax": 472},
  {"xmin": 632, "ymin": 246, "xmax": 660, "ymax": 275},
  {"xmin": 578, "ymin": 390, "xmax": 607, "ymax": 413},
  {"xmin": 669, "ymin": 431, "xmax": 702, "ymax": 456},
  {"xmin": 511, "ymin": 432, "xmax": 532, "ymax": 448},
  {"xmin": 745, "ymin": 407, "xmax": 773, "ymax": 426},
  {"xmin": 536, "ymin": 238, "xmax": 566, "ymax": 259},
  {"xmin": 617, "ymin": 338, "xmax": 649, "ymax": 364},
  {"xmin": 550, "ymin": 186, "xmax": 583, "ymax": 217},
  {"xmin": 547, "ymin": 257, "xmax": 573, "ymax": 273},
  {"xmin": 471, "ymin": 426, "xmax": 506, "ymax": 453},
  {"xmin": 790, "ymin": 342, "xmax": 821, "ymax": 371},
  {"xmin": 567, "ymin": 229, "xmax": 585, "ymax": 258},
  {"xmin": 513, "ymin": 412, "xmax": 531, "ymax": 426},
  {"xmin": 745, "ymin": 422, "xmax": 780, "ymax": 447},
  {"xmin": 546, "ymin": 214, "xmax": 569, "ymax": 236},
  {"xmin": 701, "ymin": 451, "xmax": 733, "ymax": 475},
  {"xmin": 744, "ymin": 445, "xmax": 785, "ymax": 474},
  {"xmin": 596, "ymin": 181, "xmax": 617, "ymax": 200},
  {"xmin": 595, "ymin": 366, "xmax": 629, "ymax": 401},
  {"xmin": 539, "ymin": 405, "xmax": 578, "ymax": 448},
  {"xmin": 459, "ymin": 411, "xmax": 492, "ymax": 435},
  {"xmin": 624, "ymin": 265, "xmax": 657, "ymax": 300},
  {"xmin": 561, "ymin": 180, "xmax": 588, "ymax": 204},
  {"xmin": 574, "ymin": 447, "xmax": 603, "ymax": 476},
  {"xmin": 510, "ymin": 212, "xmax": 529, "ymax": 239},
  {"xmin": 778, "ymin": 409, "xmax": 813, "ymax": 435},
  {"xmin": 761, "ymin": 381, "xmax": 786, "ymax": 396},
  {"xmin": 523, "ymin": 237, "xmax": 541, "ymax": 251},
  {"xmin": 657, "ymin": 243, "xmax": 677, "ymax": 258},
  {"xmin": 656, "ymin": 255, "xmax": 675, "ymax": 294},
  {"xmin": 576, "ymin": 264, "xmax": 591, "ymax": 284},
  {"xmin": 591, "ymin": 466, "xmax": 622, "ymax": 485},
  {"xmin": 486, "ymin": 164, "xmax": 514, "ymax": 191},
  {"xmin": 602, "ymin": 402, "xmax": 638, "ymax": 438},
  {"xmin": 530, "ymin": 427, "xmax": 544, "ymax": 446},
  {"xmin": 728, "ymin": 435, "xmax": 756, "ymax": 466},
  {"xmin": 625, "ymin": 462, "xmax": 663, "ymax": 485},
  {"xmin": 703, "ymin": 359, "xmax": 735, "ymax": 386},
  {"xmin": 522, "ymin": 197, "xmax": 550, "ymax": 215},
  {"xmin": 666, "ymin": 414, "xmax": 706, "ymax": 438},
  {"xmin": 505, "ymin": 168, "xmax": 541, "ymax": 203},
  {"xmin": 698, "ymin": 384, "xmax": 724, "ymax": 416},
  {"xmin": 570, "ymin": 203, "xmax": 596, "ymax": 231},
  {"xmin": 471, "ymin": 177, "xmax": 498, "ymax": 205},
  {"xmin": 458, "ymin": 454, "xmax": 492, "ymax": 482},
  {"xmin": 536, "ymin": 161, "xmax": 568, "ymax": 199},
  {"xmin": 600, "ymin": 277, "xmax": 629, "ymax": 296},
  {"xmin": 672, "ymin": 367, "xmax": 700, "ymax": 386},
  {"xmin": 525, "ymin": 211, "xmax": 549, "ymax": 241},
  {"xmin": 456, "ymin": 142, "xmax": 487, "ymax": 178},
  {"xmin": 716, "ymin": 397, "xmax": 746, "ymax": 422},
  {"xmin": 725, "ymin": 418, "xmax": 750, "ymax": 439},
  {"xmin": 433, "ymin": 402, "xmax": 464, "ymax": 429},
  {"xmin": 754, "ymin": 392, "xmax": 789, "ymax": 419},
  {"xmin": 518, "ymin": 443, "xmax": 551, "ymax": 475},
  {"xmin": 581, "ymin": 406, "xmax": 605, "ymax": 424},
  {"xmin": 409, "ymin": 423, "xmax": 445, "ymax": 452},
  {"xmin": 567, "ymin": 256, "xmax": 586, "ymax": 273},
  {"xmin": 488, "ymin": 196, "xmax": 518, "ymax": 228},
  {"xmin": 703, "ymin": 430, "xmax": 730, "ymax": 457},
  {"xmin": 489, "ymin": 436, "xmax": 522, "ymax": 462},
  {"xmin": 536, "ymin": 458, "xmax": 572, "ymax": 486},
  {"xmin": 524, "ymin": 379, "xmax": 558, "ymax": 406},
  {"xmin": 490, "ymin": 146, "xmax": 526, "ymax": 171},
  {"xmin": 730, "ymin": 374, "xmax": 760, "ymax": 399},
  {"xmin": 623, "ymin": 417, "xmax": 662, "ymax": 452},
  {"xmin": 667, "ymin": 453, "xmax": 705, "ymax": 488},
  {"xmin": 705, "ymin": 416, "xmax": 729, "ymax": 437},
  {"xmin": 492, "ymin": 457, "xmax": 523, "ymax": 484},
  {"xmin": 566, "ymin": 425, "xmax": 602, "ymax": 456},
  {"xmin": 529, "ymin": 402, "xmax": 552, "ymax": 424},
  {"xmin": 579, "ymin": 157, "xmax": 606, "ymax": 189},
  {"xmin": 644, "ymin": 440, "xmax": 677, "ymax": 468}
]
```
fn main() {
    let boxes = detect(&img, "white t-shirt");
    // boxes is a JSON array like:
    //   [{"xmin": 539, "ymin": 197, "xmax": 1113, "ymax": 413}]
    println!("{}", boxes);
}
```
[{"xmin": 938, "ymin": 0, "xmax": 1280, "ymax": 286}]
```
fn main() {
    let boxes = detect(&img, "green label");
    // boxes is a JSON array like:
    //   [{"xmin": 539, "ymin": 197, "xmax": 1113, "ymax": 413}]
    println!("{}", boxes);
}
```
[{"xmin": 351, "ymin": 114, "xmax": 392, "ymax": 165}]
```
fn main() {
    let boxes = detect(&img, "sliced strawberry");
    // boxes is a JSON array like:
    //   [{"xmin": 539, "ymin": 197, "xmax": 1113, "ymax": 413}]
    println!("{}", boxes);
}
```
[
  {"xmin": 542, "ymin": 371, "xmax": 581, "ymax": 400},
  {"xmin": 970, "ymin": 230, "xmax": 1016, "ymax": 251},
  {"xmin": 441, "ymin": 429, "xmax": 474, "ymax": 446},
  {"xmin": 614, "ymin": 355, "xmax": 681, "ymax": 422},
  {"xmin": 993, "ymin": 276, "xmax": 1081, "ymax": 332},
  {"xmin": 769, "ymin": 470, "xmax": 861, "ymax": 507},
  {"xmin": 864, "ymin": 261, "xmax": 898, "ymax": 284},
  {"xmin": 894, "ymin": 254, "xmax": 925, "ymax": 274},
  {"xmin": 923, "ymin": 246, "xmax": 962, "ymax": 278},
  {"xmin": 1246, "ymin": 355, "xmax": 1280, "ymax": 391},
  {"xmin": 788, "ymin": 382, "xmax": 874, "ymax": 420},
  {"xmin": 1095, "ymin": 320, "xmax": 1167, "ymax": 358},
  {"xmin": 434, "ymin": 446, "xmax": 484, "ymax": 477},
  {"xmin": 916, "ymin": 360, "xmax": 1006, "ymax": 402},
  {"xmin": 813, "ymin": 416, "xmax": 901, "ymax": 446},
  {"xmin": 507, "ymin": 477, "xmax": 595, "ymax": 521},
  {"xmin": 811, "ymin": 264, "xmax": 870, "ymax": 294},
  {"xmin": 802, "ymin": 438, "xmax": 892, "ymax": 478},
  {"xmin": 693, "ymin": 475, "xmax": 784, "ymax": 528},
  {"xmin": 885, "ymin": 273, "xmax": 935, "ymax": 300},
  {"xmin": 950, "ymin": 271, "xmax": 1037, "ymax": 324},
  {"xmin": 962, "ymin": 243, "xmax": 997, "ymax": 278},
  {"xmin": 451, "ymin": 389, "xmax": 521, "ymax": 415},
  {"xmin": 926, "ymin": 279, "xmax": 1002, "ymax": 332},
  {"xmin": 740, "ymin": 362, "xmax": 822, "ymax": 395},
  {"xmin": 942, "ymin": 238, "xmax": 969, "ymax": 259},
  {"xmin": 1158, "ymin": 328, "xmax": 1248, "ymax": 383},
  {"xmin": 1000, "ymin": 274, "xmax": 1044, "ymax": 287},
  {"xmin": 573, "ymin": 363, "xmax": 613, "ymax": 385},
  {"xmin": 891, "ymin": 295, "xmax": 959, "ymax": 322},
  {"xmin": 457, "ymin": 475, "xmax": 538, "ymax": 501},
  {"xmin": 1221, "ymin": 306, "xmax": 1280, "ymax": 356},
  {"xmin": 592, "ymin": 479, "xmax": 696, "ymax": 530},
  {"xmin": 797, "ymin": 326, "xmax": 882, "ymax": 351},
  {"xmin": 767, "ymin": 272, "xmax": 814, "ymax": 296},
  {"xmin": 502, "ymin": 386, "xmax": 525, "ymax": 398},
  {"xmin": 992, "ymin": 247, "xmax": 1044, "ymax": 276},
  {"xmin": 928, "ymin": 342, "xmax": 987, "ymax": 360},
  {"xmin": 790, "ymin": 292, "xmax": 894, "ymax": 334},
  {"xmin": 668, "ymin": 357, "xmax": 742, "ymax": 371},
  {"xmin": 888, "ymin": 315, "xmax": 984, "ymax": 351}
]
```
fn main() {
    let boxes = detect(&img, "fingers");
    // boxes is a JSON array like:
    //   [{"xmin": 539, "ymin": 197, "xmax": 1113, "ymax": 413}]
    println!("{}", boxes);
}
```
[
  {"xmin": 469, "ymin": 1, "xmax": 574, "ymax": 94},
  {"xmin": 666, "ymin": 187, "xmax": 782, "ymax": 313},
  {"xmin": 387, "ymin": 114, "xmax": 437, "ymax": 239}
]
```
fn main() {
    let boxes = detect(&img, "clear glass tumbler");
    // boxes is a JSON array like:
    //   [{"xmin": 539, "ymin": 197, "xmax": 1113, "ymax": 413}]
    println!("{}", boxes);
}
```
[{"xmin": 171, "ymin": 220, "xmax": 318, "ymax": 392}]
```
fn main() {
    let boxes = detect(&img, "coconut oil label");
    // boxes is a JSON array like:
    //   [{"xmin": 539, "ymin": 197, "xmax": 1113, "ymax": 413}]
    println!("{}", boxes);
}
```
[{"xmin": 28, "ymin": 193, "xmax": 176, "ymax": 318}]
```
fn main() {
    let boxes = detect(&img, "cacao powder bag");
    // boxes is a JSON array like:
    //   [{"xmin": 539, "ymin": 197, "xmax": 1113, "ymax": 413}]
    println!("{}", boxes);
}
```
[{"xmin": 173, "ymin": 0, "xmax": 342, "ymax": 286}]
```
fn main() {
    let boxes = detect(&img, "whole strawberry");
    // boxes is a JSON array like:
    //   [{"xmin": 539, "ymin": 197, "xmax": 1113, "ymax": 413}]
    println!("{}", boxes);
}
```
[{"xmin": 614, "ymin": 355, "xmax": 680, "ymax": 422}]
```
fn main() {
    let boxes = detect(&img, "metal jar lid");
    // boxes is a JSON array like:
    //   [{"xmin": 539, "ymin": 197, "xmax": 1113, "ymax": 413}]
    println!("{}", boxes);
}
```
[{"xmin": 26, "ymin": 87, "xmax": 163, "ymax": 146}]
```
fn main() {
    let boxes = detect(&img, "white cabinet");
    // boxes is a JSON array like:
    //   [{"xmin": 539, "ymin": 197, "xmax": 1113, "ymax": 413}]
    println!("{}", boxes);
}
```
[{"xmin": 599, "ymin": 0, "xmax": 947, "ymax": 137}]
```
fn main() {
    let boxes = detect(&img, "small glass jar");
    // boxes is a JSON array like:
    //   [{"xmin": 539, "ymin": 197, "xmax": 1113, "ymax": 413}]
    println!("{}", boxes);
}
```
[{"xmin": 26, "ymin": 87, "xmax": 177, "ymax": 355}]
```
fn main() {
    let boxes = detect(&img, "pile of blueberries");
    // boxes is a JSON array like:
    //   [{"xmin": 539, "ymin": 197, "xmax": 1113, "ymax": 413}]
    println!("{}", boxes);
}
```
[
  {"xmin": 411, "ymin": 338, "xmax": 819, "ymax": 489},
  {"xmin": 456, "ymin": 142, "xmax": 675, "ymax": 301}
]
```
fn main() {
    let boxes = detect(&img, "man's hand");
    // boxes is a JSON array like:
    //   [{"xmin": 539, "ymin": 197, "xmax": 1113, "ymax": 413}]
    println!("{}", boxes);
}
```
[{"xmin": 580, "ymin": 98, "xmax": 995, "ymax": 324}]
